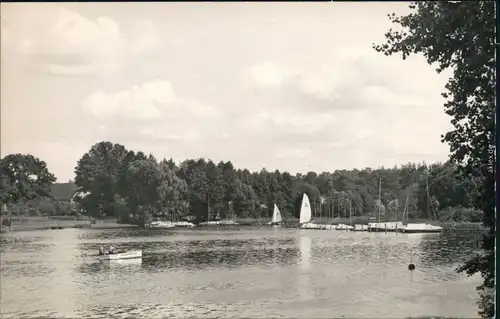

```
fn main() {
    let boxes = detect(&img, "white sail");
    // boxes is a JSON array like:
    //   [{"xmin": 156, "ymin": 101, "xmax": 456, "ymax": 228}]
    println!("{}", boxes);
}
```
[
  {"xmin": 299, "ymin": 193, "xmax": 312, "ymax": 224},
  {"xmin": 271, "ymin": 204, "xmax": 282, "ymax": 223}
]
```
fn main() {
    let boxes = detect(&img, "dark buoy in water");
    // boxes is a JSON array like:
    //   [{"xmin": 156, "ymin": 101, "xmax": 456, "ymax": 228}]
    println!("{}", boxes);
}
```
[{"xmin": 408, "ymin": 248, "xmax": 415, "ymax": 271}]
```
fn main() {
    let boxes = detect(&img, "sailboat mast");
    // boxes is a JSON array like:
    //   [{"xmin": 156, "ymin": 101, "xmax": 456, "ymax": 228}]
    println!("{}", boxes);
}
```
[
  {"xmin": 396, "ymin": 199, "xmax": 399, "ymax": 222},
  {"xmin": 349, "ymin": 200, "xmax": 352, "ymax": 226},
  {"xmin": 426, "ymin": 178, "xmax": 431, "ymax": 220},
  {"xmin": 319, "ymin": 199, "xmax": 322, "ymax": 222},
  {"xmin": 333, "ymin": 198, "xmax": 335, "ymax": 219},
  {"xmin": 377, "ymin": 177, "xmax": 381, "ymax": 225},
  {"xmin": 404, "ymin": 192, "xmax": 409, "ymax": 223},
  {"xmin": 207, "ymin": 193, "xmax": 210, "ymax": 222}
]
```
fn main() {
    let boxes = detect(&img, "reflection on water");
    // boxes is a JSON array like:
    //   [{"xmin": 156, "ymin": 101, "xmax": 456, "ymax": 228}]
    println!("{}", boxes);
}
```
[
  {"xmin": 297, "ymin": 235, "xmax": 313, "ymax": 302},
  {"xmin": 99, "ymin": 258, "xmax": 143, "ymax": 267},
  {"xmin": 299, "ymin": 235, "xmax": 311, "ymax": 271},
  {"xmin": 1, "ymin": 228, "xmax": 482, "ymax": 318}
]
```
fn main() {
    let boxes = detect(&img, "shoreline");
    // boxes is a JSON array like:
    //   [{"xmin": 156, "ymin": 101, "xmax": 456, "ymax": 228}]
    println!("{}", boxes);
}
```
[
  {"xmin": 0, "ymin": 216, "xmax": 484, "ymax": 234},
  {"xmin": 0, "ymin": 219, "xmax": 139, "ymax": 233}
]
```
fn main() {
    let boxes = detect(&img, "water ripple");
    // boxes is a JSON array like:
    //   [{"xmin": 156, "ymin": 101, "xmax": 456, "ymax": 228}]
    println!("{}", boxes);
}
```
[{"xmin": 0, "ymin": 228, "xmax": 482, "ymax": 318}]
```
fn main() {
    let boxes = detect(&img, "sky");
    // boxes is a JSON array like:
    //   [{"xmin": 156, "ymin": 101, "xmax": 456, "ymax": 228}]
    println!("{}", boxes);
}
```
[{"xmin": 1, "ymin": 2, "xmax": 453, "ymax": 182}]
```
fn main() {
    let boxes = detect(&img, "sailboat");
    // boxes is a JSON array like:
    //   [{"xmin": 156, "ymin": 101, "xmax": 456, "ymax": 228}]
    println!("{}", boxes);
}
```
[
  {"xmin": 219, "ymin": 201, "xmax": 240, "ymax": 226},
  {"xmin": 299, "ymin": 193, "xmax": 321, "ymax": 229},
  {"xmin": 400, "ymin": 189, "xmax": 443, "ymax": 233},
  {"xmin": 367, "ymin": 177, "xmax": 403, "ymax": 232},
  {"xmin": 268, "ymin": 204, "xmax": 283, "ymax": 227},
  {"xmin": 336, "ymin": 200, "xmax": 354, "ymax": 231},
  {"xmin": 199, "ymin": 194, "xmax": 220, "ymax": 226}
]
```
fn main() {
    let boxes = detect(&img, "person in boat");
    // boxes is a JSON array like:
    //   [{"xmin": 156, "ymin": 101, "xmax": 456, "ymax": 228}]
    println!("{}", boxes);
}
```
[
  {"xmin": 98, "ymin": 246, "xmax": 105, "ymax": 255},
  {"xmin": 109, "ymin": 245, "xmax": 116, "ymax": 254}
]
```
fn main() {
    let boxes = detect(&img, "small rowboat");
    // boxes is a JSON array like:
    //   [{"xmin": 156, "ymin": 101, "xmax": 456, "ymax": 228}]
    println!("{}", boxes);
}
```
[{"xmin": 98, "ymin": 250, "xmax": 142, "ymax": 261}]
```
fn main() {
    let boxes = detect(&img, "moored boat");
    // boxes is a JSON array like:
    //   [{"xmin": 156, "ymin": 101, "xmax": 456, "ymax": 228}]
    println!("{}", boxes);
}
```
[
  {"xmin": 336, "ymin": 223, "xmax": 354, "ymax": 231},
  {"xmin": 146, "ymin": 221, "xmax": 176, "ymax": 229},
  {"xmin": 396, "ymin": 181, "xmax": 443, "ymax": 234},
  {"xmin": 173, "ymin": 221, "xmax": 195, "ymax": 228},
  {"xmin": 298, "ymin": 194, "xmax": 324, "ymax": 229},
  {"xmin": 401, "ymin": 223, "xmax": 443, "ymax": 233},
  {"xmin": 269, "ymin": 204, "xmax": 283, "ymax": 227},
  {"xmin": 354, "ymin": 224, "xmax": 368, "ymax": 231},
  {"xmin": 368, "ymin": 221, "xmax": 404, "ymax": 232},
  {"xmin": 199, "ymin": 220, "xmax": 221, "ymax": 226},
  {"xmin": 298, "ymin": 194, "xmax": 332, "ymax": 230},
  {"xmin": 219, "ymin": 220, "xmax": 240, "ymax": 226},
  {"xmin": 301, "ymin": 222, "xmax": 323, "ymax": 229}
]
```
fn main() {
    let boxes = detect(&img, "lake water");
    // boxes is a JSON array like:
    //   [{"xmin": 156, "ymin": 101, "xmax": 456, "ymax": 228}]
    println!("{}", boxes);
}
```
[{"xmin": 1, "ymin": 227, "xmax": 482, "ymax": 318}]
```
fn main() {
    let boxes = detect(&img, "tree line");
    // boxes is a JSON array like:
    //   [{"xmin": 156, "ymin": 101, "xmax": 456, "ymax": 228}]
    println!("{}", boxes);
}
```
[{"xmin": 1, "ymin": 141, "xmax": 481, "ymax": 226}]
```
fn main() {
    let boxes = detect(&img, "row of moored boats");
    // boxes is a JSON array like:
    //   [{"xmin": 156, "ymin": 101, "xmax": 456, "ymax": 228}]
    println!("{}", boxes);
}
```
[
  {"xmin": 145, "ymin": 220, "xmax": 241, "ymax": 229},
  {"xmin": 144, "ymin": 193, "xmax": 443, "ymax": 234},
  {"xmin": 294, "ymin": 194, "xmax": 443, "ymax": 234}
]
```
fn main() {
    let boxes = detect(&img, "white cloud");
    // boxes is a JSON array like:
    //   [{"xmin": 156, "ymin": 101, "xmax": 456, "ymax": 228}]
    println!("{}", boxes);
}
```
[
  {"xmin": 49, "ymin": 9, "xmax": 121, "ymax": 56},
  {"xmin": 242, "ymin": 52, "xmax": 448, "ymax": 112},
  {"xmin": 241, "ymin": 62, "xmax": 290, "ymax": 88},
  {"xmin": 131, "ymin": 20, "xmax": 158, "ymax": 55},
  {"xmin": 274, "ymin": 146, "xmax": 312, "ymax": 160},
  {"xmin": 238, "ymin": 51, "xmax": 452, "ymax": 170},
  {"xmin": 82, "ymin": 80, "xmax": 222, "ymax": 145},
  {"xmin": 83, "ymin": 81, "xmax": 177, "ymax": 120},
  {"xmin": 138, "ymin": 127, "xmax": 200, "ymax": 141},
  {"xmin": 243, "ymin": 108, "xmax": 335, "ymax": 136},
  {"xmin": 11, "ymin": 7, "xmax": 158, "ymax": 75}
]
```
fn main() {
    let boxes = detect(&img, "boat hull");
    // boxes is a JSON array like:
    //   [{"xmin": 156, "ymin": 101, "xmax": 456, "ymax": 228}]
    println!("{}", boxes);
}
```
[
  {"xmin": 199, "ymin": 220, "xmax": 239, "ymax": 226},
  {"xmin": 269, "ymin": 221, "xmax": 283, "ymax": 227},
  {"xmin": 299, "ymin": 224, "xmax": 343, "ymax": 230},
  {"xmin": 172, "ymin": 222, "xmax": 196, "ymax": 228},
  {"xmin": 353, "ymin": 224, "xmax": 369, "ymax": 231},
  {"xmin": 400, "ymin": 229, "xmax": 443, "ymax": 234},
  {"xmin": 146, "ymin": 221, "xmax": 176, "ymax": 229},
  {"xmin": 401, "ymin": 223, "xmax": 443, "ymax": 233},
  {"xmin": 368, "ymin": 228, "xmax": 401, "ymax": 232},
  {"xmin": 219, "ymin": 220, "xmax": 240, "ymax": 226},
  {"xmin": 98, "ymin": 250, "xmax": 142, "ymax": 261},
  {"xmin": 299, "ymin": 223, "xmax": 321, "ymax": 229},
  {"xmin": 335, "ymin": 224, "xmax": 354, "ymax": 231},
  {"xmin": 99, "ymin": 258, "xmax": 143, "ymax": 266}
]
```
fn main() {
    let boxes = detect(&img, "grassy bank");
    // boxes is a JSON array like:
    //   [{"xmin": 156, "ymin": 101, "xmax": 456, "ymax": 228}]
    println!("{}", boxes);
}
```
[{"xmin": 0, "ymin": 217, "xmax": 138, "ymax": 233}]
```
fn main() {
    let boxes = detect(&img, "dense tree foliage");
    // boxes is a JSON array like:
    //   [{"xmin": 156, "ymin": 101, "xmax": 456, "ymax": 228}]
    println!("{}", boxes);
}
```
[
  {"xmin": 73, "ymin": 142, "xmax": 187, "ymax": 225},
  {"xmin": 68, "ymin": 141, "xmax": 483, "ymax": 227},
  {"xmin": 0, "ymin": 154, "xmax": 57, "ymax": 226},
  {"xmin": 373, "ymin": 2, "xmax": 495, "ymax": 317},
  {"xmin": 0, "ymin": 154, "xmax": 56, "ymax": 205}
]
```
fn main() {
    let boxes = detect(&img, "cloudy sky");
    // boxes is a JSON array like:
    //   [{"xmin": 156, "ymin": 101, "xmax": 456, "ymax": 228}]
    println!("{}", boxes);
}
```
[{"xmin": 1, "ymin": 2, "xmax": 453, "ymax": 182}]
